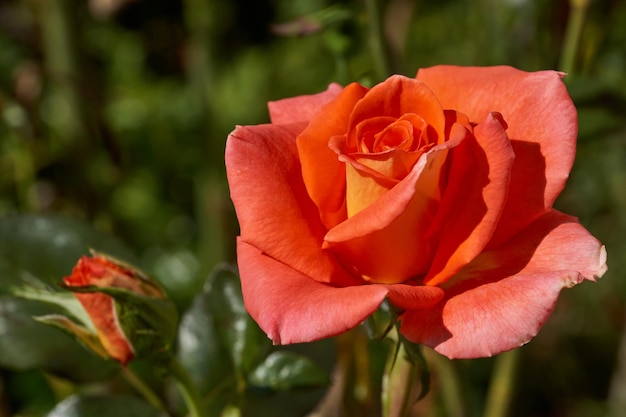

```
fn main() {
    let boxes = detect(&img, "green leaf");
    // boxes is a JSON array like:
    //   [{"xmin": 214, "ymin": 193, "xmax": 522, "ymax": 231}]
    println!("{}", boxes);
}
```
[
  {"xmin": 9, "ymin": 282, "xmax": 94, "ymax": 330},
  {"xmin": 177, "ymin": 281, "xmax": 234, "ymax": 399},
  {"xmin": 46, "ymin": 395, "xmax": 167, "ymax": 417},
  {"xmin": 34, "ymin": 314, "xmax": 109, "ymax": 360},
  {"xmin": 241, "ymin": 342, "xmax": 334, "ymax": 417},
  {"xmin": 0, "ymin": 296, "xmax": 116, "ymax": 381},
  {"xmin": 205, "ymin": 264, "xmax": 270, "ymax": 375},
  {"xmin": 248, "ymin": 351, "xmax": 330, "ymax": 391},
  {"xmin": 242, "ymin": 388, "xmax": 329, "ymax": 417}
]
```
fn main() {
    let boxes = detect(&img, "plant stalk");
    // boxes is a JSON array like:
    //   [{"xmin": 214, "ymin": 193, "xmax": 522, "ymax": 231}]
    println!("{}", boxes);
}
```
[
  {"xmin": 483, "ymin": 348, "xmax": 521, "ymax": 417},
  {"xmin": 121, "ymin": 366, "xmax": 168, "ymax": 412},
  {"xmin": 427, "ymin": 350, "xmax": 467, "ymax": 417},
  {"xmin": 365, "ymin": 0, "xmax": 392, "ymax": 82},
  {"xmin": 559, "ymin": 0, "xmax": 591, "ymax": 75},
  {"xmin": 382, "ymin": 334, "xmax": 420, "ymax": 417},
  {"xmin": 171, "ymin": 357, "xmax": 206, "ymax": 417}
]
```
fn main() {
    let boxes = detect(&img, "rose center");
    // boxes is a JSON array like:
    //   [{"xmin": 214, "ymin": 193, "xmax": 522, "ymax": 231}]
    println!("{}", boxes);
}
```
[{"xmin": 353, "ymin": 113, "xmax": 435, "ymax": 156}]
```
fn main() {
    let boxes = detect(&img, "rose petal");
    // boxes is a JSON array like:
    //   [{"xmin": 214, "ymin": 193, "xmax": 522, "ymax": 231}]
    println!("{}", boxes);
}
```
[
  {"xmin": 73, "ymin": 292, "xmax": 134, "ymax": 364},
  {"xmin": 424, "ymin": 112, "xmax": 514, "ymax": 286},
  {"xmin": 66, "ymin": 256, "xmax": 160, "ymax": 297},
  {"xmin": 416, "ymin": 65, "xmax": 577, "ymax": 247},
  {"xmin": 385, "ymin": 284, "xmax": 445, "ymax": 311},
  {"xmin": 400, "ymin": 210, "xmax": 607, "ymax": 359},
  {"xmin": 296, "ymin": 83, "xmax": 370, "ymax": 229},
  {"xmin": 343, "ymin": 159, "xmax": 397, "ymax": 217},
  {"xmin": 324, "ymin": 136, "xmax": 460, "ymax": 284},
  {"xmin": 237, "ymin": 240, "xmax": 389, "ymax": 344},
  {"xmin": 328, "ymin": 132, "xmax": 401, "ymax": 217},
  {"xmin": 348, "ymin": 75, "xmax": 446, "ymax": 144},
  {"xmin": 268, "ymin": 83, "xmax": 344, "ymax": 125},
  {"xmin": 226, "ymin": 123, "xmax": 358, "ymax": 286}
]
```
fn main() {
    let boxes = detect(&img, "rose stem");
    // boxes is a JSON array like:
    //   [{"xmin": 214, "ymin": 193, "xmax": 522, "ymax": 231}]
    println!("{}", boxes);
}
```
[
  {"xmin": 559, "ymin": 0, "xmax": 591, "ymax": 76},
  {"xmin": 364, "ymin": 0, "xmax": 392, "ymax": 82},
  {"xmin": 121, "ymin": 366, "xmax": 168, "ymax": 412},
  {"xmin": 427, "ymin": 350, "xmax": 468, "ymax": 417},
  {"xmin": 382, "ymin": 328, "xmax": 438, "ymax": 417},
  {"xmin": 382, "ymin": 337, "xmax": 416, "ymax": 417},
  {"xmin": 170, "ymin": 357, "xmax": 206, "ymax": 417},
  {"xmin": 482, "ymin": 348, "xmax": 521, "ymax": 417}
]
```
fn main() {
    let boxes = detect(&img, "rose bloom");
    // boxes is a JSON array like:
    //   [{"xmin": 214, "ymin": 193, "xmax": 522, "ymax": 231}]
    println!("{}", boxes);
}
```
[
  {"xmin": 63, "ymin": 253, "xmax": 166, "ymax": 364},
  {"xmin": 225, "ymin": 66, "xmax": 607, "ymax": 359}
]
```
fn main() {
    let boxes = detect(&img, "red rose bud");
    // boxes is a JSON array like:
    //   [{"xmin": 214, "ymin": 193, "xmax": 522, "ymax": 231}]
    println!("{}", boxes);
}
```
[{"xmin": 62, "ymin": 251, "xmax": 177, "ymax": 365}]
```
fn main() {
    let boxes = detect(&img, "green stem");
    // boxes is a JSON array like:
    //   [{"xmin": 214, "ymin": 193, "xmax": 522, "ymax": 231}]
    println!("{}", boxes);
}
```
[
  {"xmin": 482, "ymin": 348, "xmax": 520, "ymax": 417},
  {"xmin": 182, "ymin": 0, "xmax": 214, "ymax": 133},
  {"xmin": 121, "ymin": 366, "xmax": 168, "ymax": 412},
  {"xmin": 170, "ymin": 357, "xmax": 206, "ymax": 417},
  {"xmin": 353, "ymin": 331, "xmax": 373, "ymax": 407},
  {"xmin": 11, "ymin": 138, "xmax": 36, "ymax": 211},
  {"xmin": 364, "ymin": 0, "xmax": 391, "ymax": 81},
  {"xmin": 36, "ymin": 0, "xmax": 88, "ymax": 145},
  {"xmin": 382, "ymin": 334, "xmax": 420, "ymax": 417},
  {"xmin": 558, "ymin": 0, "xmax": 591, "ymax": 75},
  {"xmin": 427, "ymin": 350, "xmax": 467, "ymax": 417}
]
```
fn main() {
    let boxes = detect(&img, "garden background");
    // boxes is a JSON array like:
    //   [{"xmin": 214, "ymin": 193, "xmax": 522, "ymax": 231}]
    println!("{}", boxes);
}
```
[{"xmin": 0, "ymin": 0, "xmax": 625, "ymax": 416}]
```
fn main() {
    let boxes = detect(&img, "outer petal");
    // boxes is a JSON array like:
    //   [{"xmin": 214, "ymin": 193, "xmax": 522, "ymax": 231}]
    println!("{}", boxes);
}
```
[
  {"xmin": 385, "ymin": 284, "xmax": 445, "ymax": 311},
  {"xmin": 416, "ymin": 65, "xmax": 577, "ymax": 247},
  {"xmin": 400, "ymin": 210, "xmax": 607, "ymax": 359},
  {"xmin": 268, "ymin": 83, "xmax": 343, "ymax": 125},
  {"xmin": 73, "ymin": 292, "xmax": 134, "ymax": 364},
  {"xmin": 66, "ymin": 256, "xmax": 161, "ymax": 297},
  {"xmin": 226, "ymin": 123, "xmax": 358, "ymax": 286},
  {"xmin": 297, "ymin": 83, "xmax": 369, "ymax": 228},
  {"xmin": 237, "ymin": 240, "xmax": 389, "ymax": 344},
  {"xmin": 424, "ymin": 113, "xmax": 514, "ymax": 285}
]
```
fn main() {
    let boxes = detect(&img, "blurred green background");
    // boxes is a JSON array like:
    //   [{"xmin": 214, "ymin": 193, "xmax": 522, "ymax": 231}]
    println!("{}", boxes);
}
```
[{"xmin": 0, "ymin": 0, "xmax": 625, "ymax": 416}]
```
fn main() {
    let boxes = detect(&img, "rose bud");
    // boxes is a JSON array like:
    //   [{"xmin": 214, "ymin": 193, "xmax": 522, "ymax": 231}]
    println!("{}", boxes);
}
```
[
  {"xmin": 225, "ymin": 66, "xmax": 607, "ymax": 359},
  {"xmin": 59, "ymin": 251, "xmax": 177, "ymax": 365}
]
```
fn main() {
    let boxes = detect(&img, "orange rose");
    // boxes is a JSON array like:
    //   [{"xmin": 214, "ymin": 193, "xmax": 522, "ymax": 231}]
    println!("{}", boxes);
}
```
[{"xmin": 225, "ymin": 66, "xmax": 607, "ymax": 358}]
